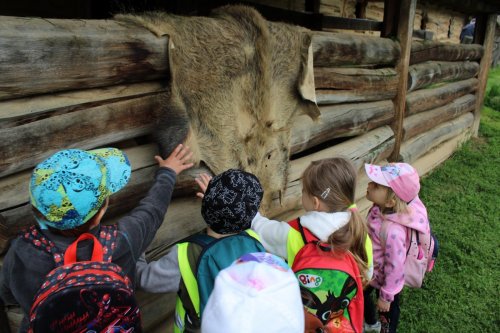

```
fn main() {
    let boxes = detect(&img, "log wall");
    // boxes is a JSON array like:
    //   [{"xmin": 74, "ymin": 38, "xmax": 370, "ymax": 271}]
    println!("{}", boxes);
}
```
[{"xmin": 0, "ymin": 10, "xmax": 487, "ymax": 332}]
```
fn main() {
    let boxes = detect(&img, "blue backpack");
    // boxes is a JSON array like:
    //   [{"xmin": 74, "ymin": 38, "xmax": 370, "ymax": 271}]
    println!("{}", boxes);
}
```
[{"xmin": 174, "ymin": 230, "xmax": 265, "ymax": 332}]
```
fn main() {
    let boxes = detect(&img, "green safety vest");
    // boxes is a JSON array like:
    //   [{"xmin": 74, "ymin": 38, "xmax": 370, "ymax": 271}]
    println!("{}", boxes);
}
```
[{"xmin": 174, "ymin": 229, "xmax": 262, "ymax": 333}]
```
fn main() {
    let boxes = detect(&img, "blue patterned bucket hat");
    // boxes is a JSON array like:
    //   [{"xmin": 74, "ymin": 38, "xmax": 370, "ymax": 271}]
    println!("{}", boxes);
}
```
[{"xmin": 30, "ymin": 148, "xmax": 131, "ymax": 230}]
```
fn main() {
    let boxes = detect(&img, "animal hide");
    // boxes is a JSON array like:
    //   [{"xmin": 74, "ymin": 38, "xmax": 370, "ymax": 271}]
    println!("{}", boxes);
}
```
[{"xmin": 116, "ymin": 5, "xmax": 319, "ymax": 211}]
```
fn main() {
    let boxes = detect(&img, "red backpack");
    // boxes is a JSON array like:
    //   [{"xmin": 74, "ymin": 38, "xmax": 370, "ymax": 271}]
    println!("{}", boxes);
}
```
[
  {"xmin": 289, "ymin": 219, "xmax": 364, "ymax": 333},
  {"xmin": 22, "ymin": 225, "xmax": 141, "ymax": 333}
]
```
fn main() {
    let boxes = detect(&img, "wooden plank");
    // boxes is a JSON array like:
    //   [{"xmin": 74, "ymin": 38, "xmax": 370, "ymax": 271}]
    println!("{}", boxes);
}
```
[
  {"xmin": 0, "ymin": 16, "xmax": 169, "ymax": 101},
  {"xmin": 399, "ymin": 112, "xmax": 474, "ymax": 163},
  {"xmin": 405, "ymin": 78, "xmax": 478, "ymax": 116},
  {"xmin": 410, "ymin": 41, "xmax": 483, "ymax": 64},
  {"xmin": 403, "ymin": 94, "xmax": 476, "ymax": 140},
  {"xmin": 472, "ymin": 14, "xmax": 497, "ymax": 135},
  {"xmin": 389, "ymin": 0, "xmax": 416, "ymax": 161},
  {"xmin": 0, "ymin": 95, "xmax": 164, "ymax": 178},
  {"xmin": 311, "ymin": 31, "xmax": 399, "ymax": 67},
  {"xmin": 407, "ymin": 61, "xmax": 480, "ymax": 92},
  {"xmin": 0, "ymin": 82, "xmax": 167, "ymax": 127},
  {"xmin": 412, "ymin": 130, "xmax": 472, "ymax": 178},
  {"xmin": 316, "ymin": 88, "xmax": 397, "ymax": 104},
  {"xmin": 314, "ymin": 67, "xmax": 398, "ymax": 90},
  {"xmin": 290, "ymin": 100, "xmax": 394, "ymax": 153}
]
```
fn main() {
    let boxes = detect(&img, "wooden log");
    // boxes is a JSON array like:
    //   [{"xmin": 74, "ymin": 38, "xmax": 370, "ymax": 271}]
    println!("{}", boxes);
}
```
[
  {"xmin": 472, "ymin": 14, "xmax": 497, "ymax": 135},
  {"xmin": 403, "ymin": 94, "xmax": 476, "ymax": 141},
  {"xmin": 290, "ymin": 100, "xmax": 394, "ymax": 153},
  {"xmin": 0, "ymin": 94, "xmax": 164, "ymax": 178},
  {"xmin": 399, "ymin": 112, "xmax": 474, "ymax": 163},
  {"xmin": 0, "ymin": 82, "xmax": 167, "ymax": 128},
  {"xmin": 407, "ymin": 61, "xmax": 479, "ymax": 92},
  {"xmin": 410, "ymin": 40, "xmax": 484, "ymax": 64},
  {"xmin": 412, "ymin": 130, "xmax": 472, "ymax": 177},
  {"xmin": 314, "ymin": 67, "xmax": 399, "ymax": 90},
  {"xmin": 388, "ymin": 0, "xmax": 416, "ymax": 161},
  {"xmin": 405, "ymin": 78, "xmax": 478, "ymax": 116},
  {"xmin": 311, "ymin": 31, "xmax": 400, "ymax": 67},
  {"xmin": 315, "ymin": 88, "xmax": 397, "ymax": 105},
  {"xmin": 0, "ymin": 16, "xmax": 169, "ymax": 101}
]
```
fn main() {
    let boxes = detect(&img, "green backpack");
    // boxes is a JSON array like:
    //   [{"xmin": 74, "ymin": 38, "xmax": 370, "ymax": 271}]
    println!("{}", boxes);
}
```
[{"xmin": 175, "ymin": 230, "xmax": 265, "ymax": 332}]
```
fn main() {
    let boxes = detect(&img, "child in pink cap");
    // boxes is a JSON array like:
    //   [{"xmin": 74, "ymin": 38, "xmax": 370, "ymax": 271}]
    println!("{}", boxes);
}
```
[{"xmin": 363, "ymin": 163, "xmax": 430, "ymax": 333}]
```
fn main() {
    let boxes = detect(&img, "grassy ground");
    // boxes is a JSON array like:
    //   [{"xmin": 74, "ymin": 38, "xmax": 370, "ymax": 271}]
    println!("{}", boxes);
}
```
[{"xmin": 397, "ymin": 70, "xmax": 500, "ymax": 332}]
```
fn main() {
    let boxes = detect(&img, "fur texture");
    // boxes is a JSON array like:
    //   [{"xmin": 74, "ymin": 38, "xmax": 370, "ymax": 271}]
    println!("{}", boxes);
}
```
[{"xmin": 116, "ymin": 5, "xmax": 319, "ymax": 210}]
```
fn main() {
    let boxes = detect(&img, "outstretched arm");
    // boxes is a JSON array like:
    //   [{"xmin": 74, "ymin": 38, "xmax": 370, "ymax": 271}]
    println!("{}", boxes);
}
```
[{"xmin": 118, "ymin": 144, "xmax": 194, "ymax": 259}]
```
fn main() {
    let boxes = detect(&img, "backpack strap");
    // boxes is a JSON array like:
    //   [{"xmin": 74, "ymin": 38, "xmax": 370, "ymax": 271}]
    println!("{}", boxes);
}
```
[
  {"xmin": 97, "ymin": 224, "xmax": 119, "ymax": 262},
  {"xmin": 177, "ymin": 234, "xmax": 217, "ymax": 319},
  {"xmin": 21, "ymin": 225, "xmax": 64, "ymax": 266},
  {"xmin": 289, "ymin": 217, "xmax": 318, "ymax": 244},
  {"xmin": 64, "ymin": 233, "xmax": 104, "ymax": 264},
  {"xmin": 21, "ymin": 224, "xmax": 118, "ymax": 266}
]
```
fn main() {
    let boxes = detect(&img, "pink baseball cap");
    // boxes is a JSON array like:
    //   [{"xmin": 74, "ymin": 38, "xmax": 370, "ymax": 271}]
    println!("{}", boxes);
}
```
[{"xmin": 364, "ymin": 163, "xmax": 420, "ymax": 202}]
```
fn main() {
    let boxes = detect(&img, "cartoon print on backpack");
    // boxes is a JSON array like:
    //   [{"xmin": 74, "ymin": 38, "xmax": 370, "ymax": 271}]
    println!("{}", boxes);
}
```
[
  {"xmin": 25, "ymin": 226, "xmax": 141, "ymax": 333},
  {"xmin": 299, "ymin": 272, "xmax": 358, "ymax": 332},
  {"xmin": 81, "ymin": 289, "xmax": 139, "ymax": 332}
]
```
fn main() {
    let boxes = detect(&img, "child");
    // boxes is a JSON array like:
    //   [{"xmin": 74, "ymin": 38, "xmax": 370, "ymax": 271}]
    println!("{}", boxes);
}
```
[
  {"xmin": 135, "ymin": 168, "xmax": 266, "ymax": 333},
  {"xmin": 363, "ymin": 162, "xmax": 430, "ymax": 333},
  {"xmin": 0, "ymin": 144, "xmax": 193, "ymax": 332},
  {"xmin": 251, "ymin": 157, "xmax": 372, "ymax": 332},
  {"xmin": 201, "ymin": 252, "xmax": 304, "ymax": 333}
]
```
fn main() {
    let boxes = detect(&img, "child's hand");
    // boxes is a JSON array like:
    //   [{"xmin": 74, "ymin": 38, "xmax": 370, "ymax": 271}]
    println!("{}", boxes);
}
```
[
  {"xmin": 154, "ymin": 144, "xmax": 194, "ymax": 175},
  {"xmin": 377, "ymin": 298, "xmax": 391, "ymax": 312},
  {"xmin": 195, "ymin": 173, "xmax": 212, "ymax": 199}
]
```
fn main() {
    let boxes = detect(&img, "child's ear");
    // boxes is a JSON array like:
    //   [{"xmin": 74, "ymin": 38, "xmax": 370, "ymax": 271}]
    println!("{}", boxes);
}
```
[{"xmin": 312, "ymin": 196, "xmax": 321, "ymax": 210}]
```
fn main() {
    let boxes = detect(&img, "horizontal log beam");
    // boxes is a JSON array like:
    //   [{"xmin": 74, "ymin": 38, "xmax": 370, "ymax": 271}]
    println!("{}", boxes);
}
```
[
  {"xmin": 0, "ymin": 82, "xmax": 167, "ymax": 127},
  {"xmin": 311, "ymin": 32, "xmax": 400, "ymax": 67},
  {"xmin": 315, "ymin": 89, "xmax": 397, "ymax": 105},
  {"xmin": 407, "ymin": 61, "xmax": 480, "ymax": 92},
  {"xmin": 405, "ymin": 78, "xmax": 478, "ymax": 116},
  {"xmin": 410, "ymin": 41, "xmax": 483, "ymax": 65},
  {"xmin": 0, "ymin": 16, "xmax": 169, "ymax": 101},
  {"xmin": 314, "ymin": 67, "xmax": 399, "ymax": 90},
  {"xmin": 403, "ymin": 94, "xmax": 476, "ymax": 140},
  {"xmin": 399, "ymin": 112, "xmax": 474, "ymax": 163},
  {"xmin": 0, "ymin": 94, "xmax": 164, "ymax": 178},
  {"xmin": 290, "ymin": 100, "xmax": 394, "ymax": 153}
]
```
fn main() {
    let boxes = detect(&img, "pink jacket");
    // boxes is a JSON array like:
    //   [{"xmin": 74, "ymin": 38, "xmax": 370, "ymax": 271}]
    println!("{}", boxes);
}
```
[{"xmin": 367, "ymin": 196, "xmax": 429, "ymax": 302}]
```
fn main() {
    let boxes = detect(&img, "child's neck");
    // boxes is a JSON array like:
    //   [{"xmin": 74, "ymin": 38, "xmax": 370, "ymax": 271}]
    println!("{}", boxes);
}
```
[{"xmin": 206, "ymin": 227, "xmax": 237, "ymax": 239}]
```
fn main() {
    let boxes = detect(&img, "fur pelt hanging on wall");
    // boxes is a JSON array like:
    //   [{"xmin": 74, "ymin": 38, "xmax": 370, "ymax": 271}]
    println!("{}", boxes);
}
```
[{"xmin": 116, "ymin": 5, "xmax": 319, "ymax": 210}]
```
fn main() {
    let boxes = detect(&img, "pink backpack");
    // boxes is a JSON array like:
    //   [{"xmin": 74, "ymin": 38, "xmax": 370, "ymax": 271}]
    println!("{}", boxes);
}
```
[{"xmin": 381, "ymin": 222, "xmax": 438, "ymax": 288}]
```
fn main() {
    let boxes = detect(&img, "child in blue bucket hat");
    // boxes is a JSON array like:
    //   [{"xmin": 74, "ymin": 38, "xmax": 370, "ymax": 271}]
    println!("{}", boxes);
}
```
[{"xmin": 0, "ymin": 144, "xmax": 193, "ymax": 332}]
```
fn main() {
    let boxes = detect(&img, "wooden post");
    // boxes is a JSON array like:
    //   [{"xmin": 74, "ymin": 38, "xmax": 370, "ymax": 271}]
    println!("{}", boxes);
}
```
[
  {"xmin": 389, "ymin": 0, "xmax": 416, "ymax": 161},
  {"xmin": 472, "ymin": 14, "xmax": 497, "ymax": 135}
]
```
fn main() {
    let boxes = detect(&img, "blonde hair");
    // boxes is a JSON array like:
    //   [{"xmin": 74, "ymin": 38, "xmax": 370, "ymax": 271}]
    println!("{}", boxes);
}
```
[
  {"xmin": 302, "ymin": 157, "xmax": 369, "ymax": 286},
  {"xmin": 384, "ymin": 187, "xmax": 409, "ymax": 215}
]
